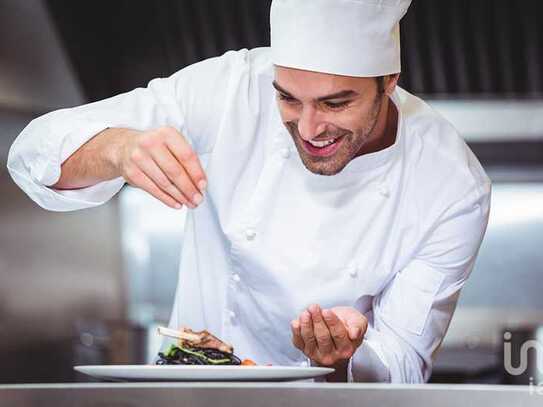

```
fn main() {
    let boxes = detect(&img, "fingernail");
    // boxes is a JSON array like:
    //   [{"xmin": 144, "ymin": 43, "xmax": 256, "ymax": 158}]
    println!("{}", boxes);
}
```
[
  {"xmin": 174, "ymin": 203, "xmax": 182, "ymax": 209},
  {"xmin": 350, "ymin": 328, "xmax": 359, "ymax": 338},
  {"xmin": 301, "ymin": 312, "xmax": 310, "ymax": 323},
  {"xmin": 193, "ymin": 193, "xmax": 203, "ymax": 205},
  {"xmin": 198, "ymin": 180, "xmax": 207, "ymax": 192},
  {"xmin": 322, "ymin": 309, "xmax": 332, "ymax": 319}
]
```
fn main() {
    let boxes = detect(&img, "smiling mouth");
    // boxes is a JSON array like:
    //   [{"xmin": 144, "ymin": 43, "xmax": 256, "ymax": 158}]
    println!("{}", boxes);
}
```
[
  {"xmin": 300, "ymin": 135, "xmax": 345, "ymax": 157},
  {"xmin": 307, "ymin": 138, "xmax": 338, "ymax": 148}
]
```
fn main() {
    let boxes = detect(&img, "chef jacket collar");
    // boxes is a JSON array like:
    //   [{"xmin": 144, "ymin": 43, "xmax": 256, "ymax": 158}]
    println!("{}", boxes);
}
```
[{"xmin": 341, "ymin": 88, "xmax": 402, "ymax": 174}]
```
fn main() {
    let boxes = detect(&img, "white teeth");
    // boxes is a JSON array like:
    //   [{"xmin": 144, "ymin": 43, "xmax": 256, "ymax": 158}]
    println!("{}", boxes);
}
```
[{"xmin": 308, "ymin": 138, "xmax": 336, "ymax": 148}]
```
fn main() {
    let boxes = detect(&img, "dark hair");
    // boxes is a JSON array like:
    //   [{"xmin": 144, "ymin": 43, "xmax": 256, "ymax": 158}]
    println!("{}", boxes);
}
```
[{"xmin": 376, "ymin": 76, "xmax": 385, "ymax": 94}]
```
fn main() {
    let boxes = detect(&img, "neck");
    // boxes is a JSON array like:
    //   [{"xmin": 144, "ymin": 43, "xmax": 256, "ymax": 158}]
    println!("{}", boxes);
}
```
[{"xmin": 356, "ymin": 94, "xmax": 398, "ymax": 156}]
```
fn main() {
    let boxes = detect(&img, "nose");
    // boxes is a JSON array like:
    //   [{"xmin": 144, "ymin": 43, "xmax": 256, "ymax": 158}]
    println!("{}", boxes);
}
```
[{"xmin": 297, "ymin": 106, "xmax": 326, "ymax": 141}]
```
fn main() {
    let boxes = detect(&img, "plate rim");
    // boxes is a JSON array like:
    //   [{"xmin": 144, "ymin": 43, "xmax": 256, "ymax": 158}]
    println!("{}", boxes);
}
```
[
  {"xmin": 74, "ymin": 364, "xmax": 335, "ymax": 381},
  {"xmin": 74, "ymin": 364, "xmax": 334, "ymax": 372}
]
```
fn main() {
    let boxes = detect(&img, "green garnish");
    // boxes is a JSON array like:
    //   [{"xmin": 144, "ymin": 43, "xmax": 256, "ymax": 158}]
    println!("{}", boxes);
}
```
[
  {"xmin": 165, "ymin": 344, "xmax": 230, "ymax": 365},
  {"xmin": 164, "ymin": 344, "xmax": 178, "ymax": 358}
]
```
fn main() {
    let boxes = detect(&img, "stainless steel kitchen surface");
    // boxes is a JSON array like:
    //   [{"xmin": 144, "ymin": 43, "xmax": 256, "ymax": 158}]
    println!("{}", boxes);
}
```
[
  {"xmin": 1, "ymin": 0, "xmax": 543, "ymax": 393},
  {"xmin": 1, "ymin": 383, "xmax": 543, "ymax": 407}
]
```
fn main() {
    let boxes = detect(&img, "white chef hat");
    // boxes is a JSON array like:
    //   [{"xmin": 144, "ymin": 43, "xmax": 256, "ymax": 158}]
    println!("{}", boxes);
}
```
[{"xmin": 270, "ymin": 0, "xmax": 412, "ymax": 77}]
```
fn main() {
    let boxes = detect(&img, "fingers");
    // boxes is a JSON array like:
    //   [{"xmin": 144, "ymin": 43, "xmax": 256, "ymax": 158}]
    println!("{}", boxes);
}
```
[
  {"xmin": 308, "ymin": 304, "xmax": 334, "ymax": 355},
  {"xmin": 292, "ymin": 305, "xmax": 367, "ymax": 367},
  {"xmin": 126, "ymin": 127, "xmax": 208, "ymax": 209},
  {"xmin": 299, "ymin": 310, "xmax": 317, "ymax": 355},
  {"xmin": 134, "ymin": 150, "xmax": 195, "ymax": 208},
  {"xmin": 147, "ymin": 146, "xmax": 200, "ymax": 208},
  {"xmin": 290, "ymin": 304, "xmax": 368, "ymax": 366},
  {"xmin": 291, "ymin": 319, "xmax": 304, "ymax": 351},
  {"xmin": 344, "ymin": 314, "xmax": 367, "ymax": 346},
  {"xmin": 124, "ymin": 166, "xmax": 183, "ymax": 209},
  {"xmin": 348, "ymin": 326, "xmax": 361, "ymax": 341},
  {"xmin": 330, "ymin": 306, "xmax": 368, "ymax": 346},
  {"xmin": 322, "ymin": 308, "xmax": 351, "ymax": 352},
  {"xmin": 164, "ymin": 130, "xmax": 207, "ymax": 193},
  {"xmin": 350, "ymin": 325, "xmax": 366, "ymax": 348}
]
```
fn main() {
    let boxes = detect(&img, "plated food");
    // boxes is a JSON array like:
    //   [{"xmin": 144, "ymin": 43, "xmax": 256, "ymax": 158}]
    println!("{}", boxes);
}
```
[
  {"xmin": 156, "ymin": 326, "xmax": 256, "ymax": 366},
  {"xmin": 74, "ymin": 326, "xmax": 333, "ymax": 381}
]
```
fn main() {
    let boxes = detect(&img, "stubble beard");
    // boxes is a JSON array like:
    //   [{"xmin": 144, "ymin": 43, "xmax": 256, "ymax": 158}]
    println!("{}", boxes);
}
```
[{"xmin": 286, "ymin": 93, "xmax": 384, "ymax": 176}]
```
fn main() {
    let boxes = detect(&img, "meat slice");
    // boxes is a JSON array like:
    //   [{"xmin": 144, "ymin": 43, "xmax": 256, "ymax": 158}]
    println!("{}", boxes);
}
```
[
  {"xmin": 157, "ymin": 326, "xmax": 234, "ymax": 354},
  {"xmin": 180, "ymin": 327, "xmax": 234, "ymax": 354}
]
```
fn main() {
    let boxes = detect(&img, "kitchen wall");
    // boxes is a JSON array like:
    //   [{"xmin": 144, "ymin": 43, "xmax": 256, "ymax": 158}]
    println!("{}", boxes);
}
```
[
  {"xmin": 0, "ymin": 165, "xmax": 124, "ymax": 382},
  {"xmin": 0, "ymin": 0, "xmax": 84, "ymax": 111},
  {"xmin": 0, "ymin": 0, "xmax": 125, "ymax": 383},
  {"xmin": 0, "ymin": 110, "xmax": 125, "ymax": 383}
]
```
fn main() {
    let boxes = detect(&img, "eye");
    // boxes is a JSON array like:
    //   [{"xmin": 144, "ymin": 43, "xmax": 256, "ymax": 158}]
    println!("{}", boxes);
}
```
[
  {"xmin": 277, "ymin": 93, "xmax": 298, "ymax": 104},
  {"xmin": 324, "ymin": 100, "xmax": 350, "ymax": 110}
]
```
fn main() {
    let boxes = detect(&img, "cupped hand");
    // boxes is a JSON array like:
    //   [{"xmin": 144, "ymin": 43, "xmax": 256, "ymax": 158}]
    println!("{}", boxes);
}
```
[{"xmin": 290, "ymin": 304, "xmax": 367, "ymax": 367}]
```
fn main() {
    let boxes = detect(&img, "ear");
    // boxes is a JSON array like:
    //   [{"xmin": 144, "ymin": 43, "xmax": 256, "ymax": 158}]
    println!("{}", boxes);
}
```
[{"xmin": 384, "ymin": 73, "xmax": 400, "ymax": 96}]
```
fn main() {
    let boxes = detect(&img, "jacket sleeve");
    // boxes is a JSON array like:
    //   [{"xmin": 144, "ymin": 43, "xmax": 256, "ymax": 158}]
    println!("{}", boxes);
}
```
[
  {"xmin": 7, "ymin": 50, "xmax": 243, "ymax": 212},
  {"xmin": 349, "ymin": 180, "xmax": 492, "ymax": 382}
]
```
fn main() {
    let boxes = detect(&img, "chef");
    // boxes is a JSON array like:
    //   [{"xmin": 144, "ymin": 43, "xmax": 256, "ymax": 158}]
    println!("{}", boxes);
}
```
[{"xmin": 7, "ymin": 0, "xmax": 490, "ymax": 382}]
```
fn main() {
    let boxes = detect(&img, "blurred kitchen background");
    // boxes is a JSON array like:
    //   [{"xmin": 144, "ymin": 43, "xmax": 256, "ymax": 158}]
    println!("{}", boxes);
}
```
[{"xmin": 0, "ymin": 0, "xmax": 542, "ymax": 384}]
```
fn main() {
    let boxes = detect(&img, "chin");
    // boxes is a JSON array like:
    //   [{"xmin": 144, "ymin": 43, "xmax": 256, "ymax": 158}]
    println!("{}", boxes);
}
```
[
  {"xmin": 299, "ymin": 155, "xmax": 349, "ymax": 176},
  {"xmin": 290, "ymin": 132, "xmax": 354, "ymax": 176}
]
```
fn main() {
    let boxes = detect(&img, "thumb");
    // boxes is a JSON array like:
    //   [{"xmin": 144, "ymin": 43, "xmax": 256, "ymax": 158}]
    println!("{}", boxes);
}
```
[
  {"xmin": 330, "ymin": 306, "xmax": 367, "ymax": 342},
  {"xmin": 346, "ymin": 317, "xmax": 367, "ymax": 343},
  {"xmin": 348, "ymin": 326, "xmax": 361, "ymax": 341}
]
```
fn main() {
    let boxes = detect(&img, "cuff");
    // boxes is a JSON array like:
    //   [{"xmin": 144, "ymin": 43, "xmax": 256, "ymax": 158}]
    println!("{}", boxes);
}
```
[
  {"xmin": 348, "ymin": 337, "xmax": 391, "ymax": 382},
  {"xmin": 8, "ymin": 119, "xmax": 126, "ymax": 211},
  {"xmin": 9, "ymin": 165, "xmax": 125, "ymax": 211}
]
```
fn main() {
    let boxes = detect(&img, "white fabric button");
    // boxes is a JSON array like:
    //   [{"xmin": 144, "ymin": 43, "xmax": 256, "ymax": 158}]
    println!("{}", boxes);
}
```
[
  {"xmin": 231, "ymin": 273, "xmax": 241, "ymax": 283},
  {"xmin": 280, "ymin": 147, "xmax": 290, "ymax": 159},
  {"xmin": 349, "ymin": 269, "xmax": 358, "ymax": 278},
  {"xmin": 378, "ymin": 184, "xmax": 390, "ymax": 198},
  {"xmin": 245, "ymin": 228, "xmax": 256, "ymax": 240},
  {"xmin": 228, "ymin": 310, "xmax": 236, "ymax": 320}
]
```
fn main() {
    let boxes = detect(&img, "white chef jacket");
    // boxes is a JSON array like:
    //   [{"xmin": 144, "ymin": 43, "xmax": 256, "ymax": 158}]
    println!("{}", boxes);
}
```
[{"xmin": 7, "ymin": 47, "xmax": 491, "ymax": 383}]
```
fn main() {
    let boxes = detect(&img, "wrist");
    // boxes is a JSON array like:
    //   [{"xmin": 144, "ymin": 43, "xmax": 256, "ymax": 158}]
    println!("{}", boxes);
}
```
[
  {"xmin": 106, "ymin": 128, "xmax": 140, "ymax": 176},
  {"xmin": 315, "ymin": 359, "xmax": 349, "ymax": 383}
]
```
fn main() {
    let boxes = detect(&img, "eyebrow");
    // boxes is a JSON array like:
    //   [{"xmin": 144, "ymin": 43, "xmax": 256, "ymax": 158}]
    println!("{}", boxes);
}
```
[{"xmin": 272, "ymin": 81, "xmax": 359, "ymax": 101}]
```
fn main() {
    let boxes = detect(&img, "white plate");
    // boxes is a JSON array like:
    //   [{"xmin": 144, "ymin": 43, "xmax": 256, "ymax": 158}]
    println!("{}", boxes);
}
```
[{"xmin": 74, "ymin": 365, "xmax": 335, "ymax": 382}]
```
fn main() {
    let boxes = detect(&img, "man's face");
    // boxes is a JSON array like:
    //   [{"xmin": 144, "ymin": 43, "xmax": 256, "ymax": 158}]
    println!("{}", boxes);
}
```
[{"xmin": 274, "ymin": 66, "xmax": 385, "ymax": 176}]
